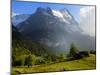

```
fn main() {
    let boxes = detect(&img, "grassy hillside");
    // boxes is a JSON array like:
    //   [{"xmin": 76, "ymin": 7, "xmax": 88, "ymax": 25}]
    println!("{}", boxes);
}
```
[
  {"xmin": 12, "ymin": 54, "xmax": 96, "ymax": 74},
  {"xmin": 12, "ymin": 25, "xmax": 96, "ymax": 75}
]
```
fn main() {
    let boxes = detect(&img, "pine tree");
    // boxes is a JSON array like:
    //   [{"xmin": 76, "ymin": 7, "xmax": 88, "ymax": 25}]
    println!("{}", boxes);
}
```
[{"xmin": 69, "ymin": 43, "xmax": 79, "ymax": 57}]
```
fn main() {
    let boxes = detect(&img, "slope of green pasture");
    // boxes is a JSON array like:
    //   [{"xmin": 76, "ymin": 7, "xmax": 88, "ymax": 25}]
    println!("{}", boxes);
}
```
[{"xmin": 12, "ymin": 54, "xmax": 96, "ymax": 74}]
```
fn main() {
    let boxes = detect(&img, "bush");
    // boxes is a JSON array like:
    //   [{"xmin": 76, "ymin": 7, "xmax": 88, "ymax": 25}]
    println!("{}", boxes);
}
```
[
  {"xmin": 59, "ymin": 68, "xmax": 66, "ymax": 71},
  {"xmin": 35, "ymin": 57, "xmax": 45, "ymax": 65},
  {"xmin": 90, "ymin": 50, "xmax": 96, "ymax": 54},
  {"xmin": 73, "ymin": 53, "xmax": 83, "ymax": 59},
  {"xmin": 57, "ymin": 54, "xmax": 66, "ymax": 62},
  {"xmin": 12, "ymin": 54, "xmax": 37, "ymax": 67},
  {"xmin": 12, "ymin": 56, "xmax": 25, "ymax": 66},
  {"xmin": 11, "ymin": 70, "xmax": 21, "ymax": 75},
  {"xmin": 51, "ymin": 55, "xmax": 58, "ymax": 62},
  {"xmin": 73, "ymin": 51, "xmax": 89, "ymax": 60},
  {"xmin": 25, "ymin": 55, "xmax": 33, "ymax": 67},
  {"xmin": 43, "ymin": 55, "xmax": 52, "ymax": 64},
  {"xmin": 78, "ymin": 51, "xmax": 89, "ymax": 57}
]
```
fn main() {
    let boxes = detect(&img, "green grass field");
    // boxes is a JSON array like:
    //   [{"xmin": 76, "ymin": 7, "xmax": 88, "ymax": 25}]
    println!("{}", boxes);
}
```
[{"xmin": 12, "ymin": 54, "xmax": 96, "ymax": 74}]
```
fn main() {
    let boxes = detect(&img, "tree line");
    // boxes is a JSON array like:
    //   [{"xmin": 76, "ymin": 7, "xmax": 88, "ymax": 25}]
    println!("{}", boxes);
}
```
[{"xmin": 12, "ymin": 42, "xmax": 96, "ymax": 67}]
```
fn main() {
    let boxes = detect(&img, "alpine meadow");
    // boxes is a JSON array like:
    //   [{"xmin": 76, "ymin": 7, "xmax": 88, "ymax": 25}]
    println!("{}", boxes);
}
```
[{"xmin": 12, "ymin": 1, "xmax": 96, "ymax": 75}]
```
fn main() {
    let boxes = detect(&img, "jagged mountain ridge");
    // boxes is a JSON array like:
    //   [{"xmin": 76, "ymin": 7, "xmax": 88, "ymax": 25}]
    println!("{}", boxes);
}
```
[
  {"xmin": 12, "ymin": 14, "xmax": 30, "ymax": 26},
  {"xmin": 15, "ymin": 7, "xmax": 95, "ymax": 52}
]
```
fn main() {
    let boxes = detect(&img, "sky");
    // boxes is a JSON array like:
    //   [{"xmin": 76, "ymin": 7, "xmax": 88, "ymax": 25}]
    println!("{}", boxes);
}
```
[
  {"xmin": 12, "ymin": 0, "xmax": 83, "ymax": 22},
  {"xmin": 12, "ymin": 0, "xmax": 95, "ymax": 37}
]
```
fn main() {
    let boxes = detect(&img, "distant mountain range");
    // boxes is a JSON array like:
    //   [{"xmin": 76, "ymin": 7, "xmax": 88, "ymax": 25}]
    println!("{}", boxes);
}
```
[
  {"xmin": 12, "ymin": 7, "xmax": 95, "ymax": 52},
  {"xmin": 12, "ymin": 14, "xmax": 30, "ymax": 26}
]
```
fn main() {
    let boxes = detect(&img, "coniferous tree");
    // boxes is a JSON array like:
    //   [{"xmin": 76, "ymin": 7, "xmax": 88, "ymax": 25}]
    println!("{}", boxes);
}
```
[{"xmin": 69, "ymin": 43, "xmax": 79, "ymax": 57}]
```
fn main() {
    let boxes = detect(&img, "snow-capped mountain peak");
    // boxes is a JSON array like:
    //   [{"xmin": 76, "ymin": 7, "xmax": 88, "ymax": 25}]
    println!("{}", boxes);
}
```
[
  {"xmin": 52, "ymin": 10, "xmax": 64, "ymax": 18},
  {"xmin": 52, "ymin": 9, "xmax": 72, "ymax": 19},
  {"xmin": 13, "ymin": 7, "xmax": 95, "ymax": 52}
]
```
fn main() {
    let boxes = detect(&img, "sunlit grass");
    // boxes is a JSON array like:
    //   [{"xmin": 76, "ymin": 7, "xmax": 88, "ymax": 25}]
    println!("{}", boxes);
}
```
[{"xmin": 12, "ymin": 54, "xmax": 96, "ymax": 74}]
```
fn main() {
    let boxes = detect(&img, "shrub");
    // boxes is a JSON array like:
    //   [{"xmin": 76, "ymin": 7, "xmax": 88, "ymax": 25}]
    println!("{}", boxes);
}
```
[
  {"xmin": 73, "ymin": 51, "xmax": 89, "ymax": 60},
  {"xmin": 11, "ymin": 70, "xmax": 21, "ymax": 75},
  {"xmin": 25, "ymin": 55, "xmax": 33, "ymax": 67},
  {"xmin": 51, "ymin": 55, "xmax": 58, "ymax": 62},
  {"xmin": 78, "ymin": 51, "xmax": 89, "ymax": 57},
  {"xmin": 12, "ymin": 56, "xmax": 25, "ymax": 66},
  {"xmin": 35, "ymin": 57, "xmax": 45, "ymax": 65},
  {"xmin": 90, "ymin": 50, "xmax": 96, "ymax": 54},
  {"xmin": 59, "ymin": 68, "xmax": 66, "ymax": 71},
  {"xmin": 73, "ymin": 53, "xmax": 83, "ymax": 59},
  {"xmin": 57, "ymin": 54, "xmax": 66, "ymax": 62}
]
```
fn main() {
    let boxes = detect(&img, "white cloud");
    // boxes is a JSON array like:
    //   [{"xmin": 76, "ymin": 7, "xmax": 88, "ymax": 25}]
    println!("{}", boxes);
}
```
[{"xmin": 79, "ymin": 6, "xmax": 95, "ymax": 37}]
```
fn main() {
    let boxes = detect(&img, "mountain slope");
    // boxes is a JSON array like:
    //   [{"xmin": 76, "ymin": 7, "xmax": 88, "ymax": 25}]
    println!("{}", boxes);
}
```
[
  {"xmin": 12, "ymin": 25, "xmax": 53, "ymax": 57},
  {"xmin": 12, "ymin": 14, "xmax": 30, "ymax": 26},
  {"xmin": 16, "ymin": 7, "xmax": 95, "ymax": 52}
]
